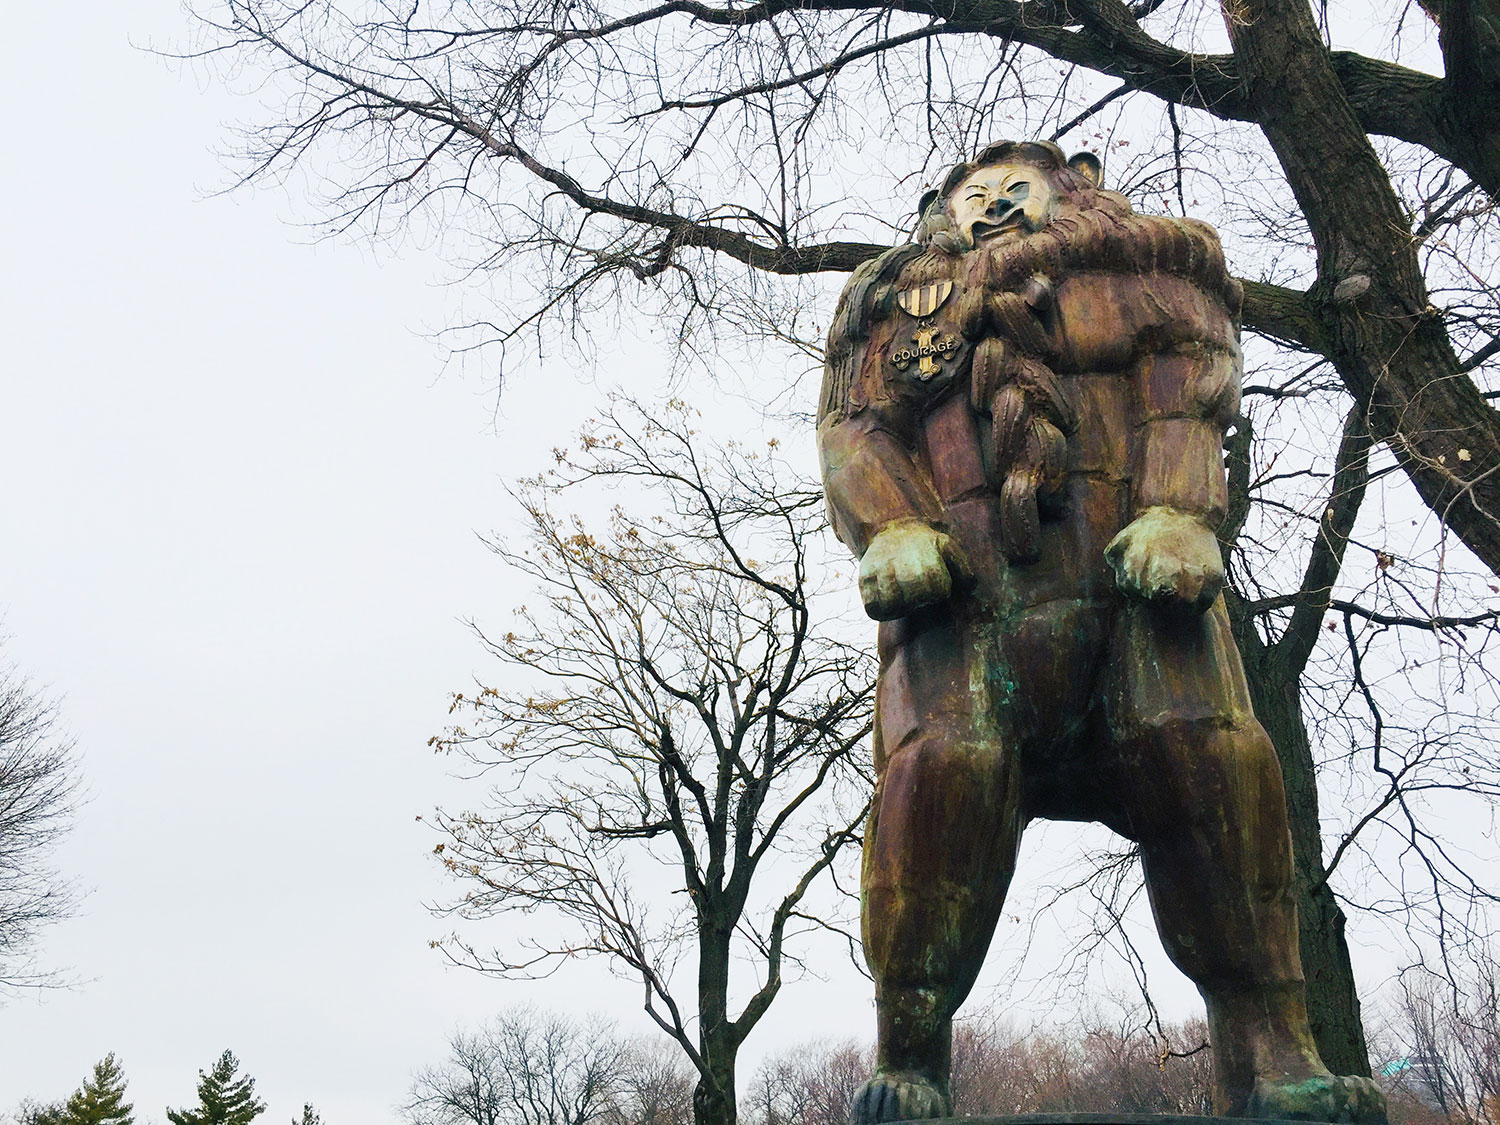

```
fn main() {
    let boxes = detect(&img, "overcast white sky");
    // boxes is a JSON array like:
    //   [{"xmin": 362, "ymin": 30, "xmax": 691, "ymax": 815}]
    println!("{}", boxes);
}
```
[
  {"xmin": 1, "ymin": 3, "xmax": 1428, "ymax": 1123},
  {"xmin": 0, "ymin": 1, "xmax": 650, "ymax": 1116}
]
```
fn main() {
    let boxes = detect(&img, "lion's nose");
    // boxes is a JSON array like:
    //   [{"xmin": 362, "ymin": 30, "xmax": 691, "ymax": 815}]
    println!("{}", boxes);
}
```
[{"xmin": 986, "ymin": 198, "xmax": 1019, "ymax": 224}]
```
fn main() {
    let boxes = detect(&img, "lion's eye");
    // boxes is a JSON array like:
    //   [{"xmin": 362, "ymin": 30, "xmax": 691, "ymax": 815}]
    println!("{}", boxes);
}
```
[{"xmin": 1007, "ymin": 181, "xmax": 1031, "ymax": 200}]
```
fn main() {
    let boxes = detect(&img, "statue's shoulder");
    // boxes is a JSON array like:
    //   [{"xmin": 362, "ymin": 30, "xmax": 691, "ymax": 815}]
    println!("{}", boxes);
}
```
[{"xmin": 988, "ymin": 194, "xmax": 1241, "ymax": 322}]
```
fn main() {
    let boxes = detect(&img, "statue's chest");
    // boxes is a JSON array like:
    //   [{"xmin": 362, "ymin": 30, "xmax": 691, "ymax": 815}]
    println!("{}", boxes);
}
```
[{"xmin": 873, "ymin": 279, "xmax": 970, "ymax": 395}]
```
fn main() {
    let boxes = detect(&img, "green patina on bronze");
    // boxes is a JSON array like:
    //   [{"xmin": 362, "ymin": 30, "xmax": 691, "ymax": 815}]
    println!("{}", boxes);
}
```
[{"xmin": 817, "ymin": 140, "xmax": 1387, "ymax": 1125}]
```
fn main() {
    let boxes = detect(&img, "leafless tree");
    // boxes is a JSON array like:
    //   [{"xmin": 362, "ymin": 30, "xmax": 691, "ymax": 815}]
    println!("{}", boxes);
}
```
[
  {"xmin": 1196, "ymin": 387, "xmax": 1499, "ymax": 1075},
  {"xmin": 0, "ymin": 647, "xmax": 81, "ymax": 995},
  {"xmin": 607, "ymin": 1042, "xmax": 695, "ymax": 1125},
  {"xmin": 181, "ymin": 0, "xmax": 1500, "ymax": 1080},
  {"xmin": 744, "ymin": 1040, "xmax": 870, "ymax": 1125},
  {"xmin": 747, "ymin": 1011, "xmax": 1214, "ymax": 1123},
  {"xmin": 426, "ymin": 399, "xmax": 876, "ymax": 1125},
  {"xmin": 406, "ymin": 1008, "xmax": 631, "ymax": 1125},
  {"xmin": 1365, "ymin": 948, "xmax": 1500, "ymax": 1125},
  {"xmin": 953, "ymin": 1011, "xmax": 1212, "ymax": 1115},
  {"xmin": 183, "ymin": 0, "xmax": 1500, "ymax": 574}
]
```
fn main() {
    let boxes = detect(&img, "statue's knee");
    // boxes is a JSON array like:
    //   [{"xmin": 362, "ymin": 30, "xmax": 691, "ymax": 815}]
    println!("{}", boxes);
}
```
[
  {"xmin": 1122, "ymin": 719, "xmax": 1290, "ymax": 858},
  {"xmin": 1203, "ymin": 722, "xmax": 1286, "ymax": 805},
  {"xmin": 878, "ymin": 739, "xmax": 992, "ymax": 824},
  {"xmin": 1129, "ymin": 715, "xmax": 1277, "ymax": 780},
  {"xmin": 880, "ymin": 737, "xmax": 945, "ymax": 785},
  {"xmin": 881, "ymin": 732, "xmax": 996, "ymax": 780}
]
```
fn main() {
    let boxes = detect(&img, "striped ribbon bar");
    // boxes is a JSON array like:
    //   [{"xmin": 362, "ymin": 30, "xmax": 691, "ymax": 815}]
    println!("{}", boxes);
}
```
[{"xmin": 896, "ymin": 280, "xmax": 953, "ymax": 318}]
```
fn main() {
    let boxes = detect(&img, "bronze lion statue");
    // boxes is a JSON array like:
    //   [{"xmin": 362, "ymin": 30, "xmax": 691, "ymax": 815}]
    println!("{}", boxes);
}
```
[{"xmin": 818, "ymin": 140, "xmax": 1386, "ymax": 1125}]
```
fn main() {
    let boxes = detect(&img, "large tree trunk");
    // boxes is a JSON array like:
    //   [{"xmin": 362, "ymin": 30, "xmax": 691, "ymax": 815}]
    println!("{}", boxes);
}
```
[
  {"xmin": 1228, "ymin": 601, "xmax": 1373, "ymax": 1077},
  {"xmin": 694, "ymin": 930, "xmax": 740, "ymax": 1125},
  {"xmin": 1224, "ymin": 0, "xmax": 1500, "ymax": 581}
]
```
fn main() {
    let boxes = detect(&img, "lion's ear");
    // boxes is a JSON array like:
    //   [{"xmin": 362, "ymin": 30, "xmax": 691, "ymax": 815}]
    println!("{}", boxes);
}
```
[
  {"xmin": 1068, "ymin": 151, "xmax": 1103, "ymax": 187},
  {"xmin": 918, "ymin": 187, "xmax": 940, "ymax": 216}
]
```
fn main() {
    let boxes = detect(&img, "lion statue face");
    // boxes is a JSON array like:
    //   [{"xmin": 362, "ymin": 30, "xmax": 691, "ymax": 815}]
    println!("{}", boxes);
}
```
[
  {"xmin": 946, "ymin": 162, "xmax": 1059, "ymax": 249},
  {"xmin": 917, "ymin": 140, "xmax": 1105, "ymax": 255}
]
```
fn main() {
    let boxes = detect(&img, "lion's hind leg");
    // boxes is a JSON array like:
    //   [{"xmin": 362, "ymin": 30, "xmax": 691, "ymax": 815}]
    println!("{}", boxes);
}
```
[
  {"xmin": 1104, "ymin": 600, "xmax": 1387, "ymax": 1124},
  {"xmin": 853, "ymin": 611, "xmax": 1027, "ymax": 1124}
]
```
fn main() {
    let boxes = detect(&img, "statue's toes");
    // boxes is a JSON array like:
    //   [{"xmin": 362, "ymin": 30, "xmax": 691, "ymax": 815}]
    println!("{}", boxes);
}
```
[
  {"xmin": 1247, "ymin": 1073, "xmax": 1388, "ymax": 1124},
  {"xmin": 849, "ymin": 1071, "xmax": 948, "ymax": 1125},
  {"xmin": 1336, "ymin": 1076, "xmax": 1390, "ymax": 1125}
]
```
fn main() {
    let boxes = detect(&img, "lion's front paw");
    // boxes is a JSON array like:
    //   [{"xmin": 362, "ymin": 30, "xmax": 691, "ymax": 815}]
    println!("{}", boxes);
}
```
[
  {"xmin": 857, "ymin": 521, "xmax": 969, "ymax": 621},
  {"xmin": 848, "ymin": 1071, "xmax": 950, "ymax": 1125},
  {"xmin": 1247, "ymin": 1073, "xmax": 1388, "ymax": 1124},
  {"xmin": 1105, "ymin": 506, "xmax": 1224, "ymax": 614}
]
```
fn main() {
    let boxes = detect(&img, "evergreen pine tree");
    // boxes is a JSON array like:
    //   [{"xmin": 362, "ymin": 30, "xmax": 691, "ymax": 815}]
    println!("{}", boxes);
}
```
[
  {"xmin": 291, "ymin": 1105, "xmax": 320, "ymax": 1125},
  {"xmin": 15, "ymin": 1100, "xmax": 67, "ymax": 1125},
  {"xmin": 62, "ymin": 1054, "xmax": 133, "ymax": 1125},
  {"xmin": 165, "ymin": 1052, "xmax": 266, "ymax": 1125}
]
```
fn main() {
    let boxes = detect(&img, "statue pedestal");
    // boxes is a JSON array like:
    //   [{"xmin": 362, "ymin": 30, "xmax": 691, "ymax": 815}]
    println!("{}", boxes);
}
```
[{"xmin": 951, "ymin": 1116, "xmax": 1351, "ymax": 1125}]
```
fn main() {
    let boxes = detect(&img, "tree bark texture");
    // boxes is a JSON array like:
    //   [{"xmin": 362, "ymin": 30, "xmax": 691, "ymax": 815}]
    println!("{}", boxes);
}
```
[{"xmin": 695, "ymin": 929, "xmax": 739, "ymax": 1125}]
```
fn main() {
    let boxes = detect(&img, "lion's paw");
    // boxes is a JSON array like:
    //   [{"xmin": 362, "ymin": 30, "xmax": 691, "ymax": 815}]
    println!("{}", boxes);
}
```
[
  {"xmin": 1105, "ymin": 506, "xmax": 1223, "ymax": 615},
  {"xmin": 848, "ymin": 1071, "xmax": 949, "ymax": 1125},
  {"xmin": 1246, "ymin": 1073, "xmax": 1388, "ymax": 1124}
]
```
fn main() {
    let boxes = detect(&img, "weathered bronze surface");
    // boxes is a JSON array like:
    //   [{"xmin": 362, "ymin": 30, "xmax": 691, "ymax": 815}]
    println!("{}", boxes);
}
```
[{"xmin": 817, "ymin": 141, "xmax": 1386, "ymax": 1125}]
